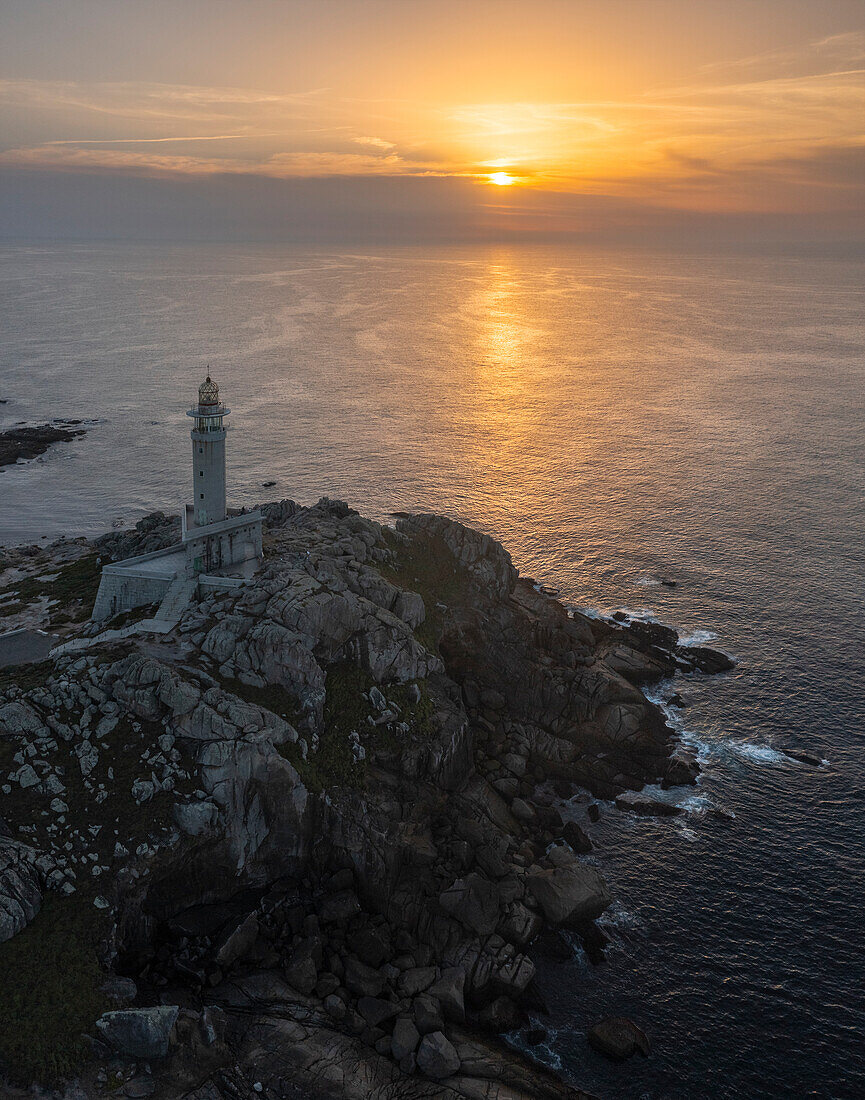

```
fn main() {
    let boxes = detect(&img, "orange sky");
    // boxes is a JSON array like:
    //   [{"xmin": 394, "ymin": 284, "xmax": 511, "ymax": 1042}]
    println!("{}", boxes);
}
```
[{"xmin": 0, "ymin": 0, "xmax": 862, "ymax": 240}]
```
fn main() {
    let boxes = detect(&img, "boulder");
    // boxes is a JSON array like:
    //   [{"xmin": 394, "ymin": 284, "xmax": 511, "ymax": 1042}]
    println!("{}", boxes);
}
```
[
  {"xmin": 677, "ymin": 645, "xmax": 734, "ymax": 674},
  {"xmin": 498, "ymin": 901, "xmax": 543, "ymax": 947},
  {"xmin": 781, "ymin": 748, "xmax": 823, "ymax": 767},
  {"xmin": 416, "ymin": 1030, "xmax": 461, "ymax": 1079},
  {"xmin": 438, "ymin": 873, "xmax": 500, "ymax": 936},
  {"xmin": 477, "ymin": 995, "xmax": 521, "ymax": 1031},
  {"xmin": 96, "ymin": 1006, "xmax": 179, "ymax": 1060},
  {"xmin": 587, "ymin": 1016, "xmax": 651, "ymax": 1061},
  {"xmin": 172, "ymin": 800, "xmax": 218, "ymax": 836},
  {"xmin": 398, "ymin": 966, "xmax": 437, "ymax": 998},
  {"xmin": 284, "ymin": 952, "xmax": 317, "ymax": 995},
  {"xmin": 526, "ymin": 864, "xmax": 611, "ymax": 925},
  {"xmin": 510, "ymin": 797, "xmax": 536, "ymax": 824},
  {"xmin": 615, "ymin": 790, "xmax": 682, "ymax": 817},
  {"xmin": 560, "ymin": 820, "xmax": 593, "ymax": 854},
  {"xmin": 0, "ymin": 838, "xmax": 43, "ymax": 943},
  {"xmin": 347, "ymin": 925, "xmax": 391, "ymax": 968},
  {"xmin": 391, "ymin": 1016, "xmax": 420, "ymax": 1061},
  {"xmin": 318, "ymin": 889, "xmax": 361, "ymax": 925},
  {"xmin": 215, "ymin": 913, "xmax": 259, "ymax": 968},
  {"xmin": 413, "ymin": 993, "xmax": 444, "ymax": 1034},
  {"xmin": 427, "ymin": 968, "xmax": 466, "ymax": 1021},
  {"xmin": 357, "ymin": 996, "xmax": 400, "ymax": 1028},
  {"xmin": 344, "ymin": 956, "xmax": 387, "ymax": 997}
]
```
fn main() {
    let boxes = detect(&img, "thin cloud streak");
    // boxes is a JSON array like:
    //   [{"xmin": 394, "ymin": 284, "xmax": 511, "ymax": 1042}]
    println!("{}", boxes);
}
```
[{"xmin": 0, "ymin": 29, "xmax": 862, "ymax": 224}]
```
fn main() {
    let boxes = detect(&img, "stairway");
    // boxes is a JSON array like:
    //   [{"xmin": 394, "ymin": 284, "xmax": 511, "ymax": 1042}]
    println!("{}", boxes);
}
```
[{"xmin": 154, "ymin": 575, "xmax": 198, "ymax": 624}]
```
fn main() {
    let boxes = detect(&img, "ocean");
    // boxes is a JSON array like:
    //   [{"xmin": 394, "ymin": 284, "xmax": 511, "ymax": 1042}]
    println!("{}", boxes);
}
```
[{"xmin": 1, "ymin": 242, "xmax": 863, "ymax": 1098}]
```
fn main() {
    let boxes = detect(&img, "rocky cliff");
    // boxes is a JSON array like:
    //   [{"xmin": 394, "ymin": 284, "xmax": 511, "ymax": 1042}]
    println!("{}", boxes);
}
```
[{"xmin": 0, "ymin": 499, "xmax": 732, "ymax": 1098}]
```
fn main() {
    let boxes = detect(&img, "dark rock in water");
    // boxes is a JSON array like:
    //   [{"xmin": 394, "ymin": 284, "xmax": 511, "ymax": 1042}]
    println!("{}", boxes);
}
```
[
  {"xmin": 561, "ymin": 820, "xmax": 593, "ymax": 854},
  {"xmin": 587, "ymin": 803, "xmax": 601, "ymax": 823},
  {"xmin": 587, "ymin": 1016, "xmax": 650, "ymax": 1061},
  {"xmin": 781, "ymin": 748, "xmax": 823, "ymax": 767},
  {"xmin": 677, "ymin": 645, "xmax": 735, "ymax": 674},
  {"xmin": 615, "ymin": 790, "xmax": 683, "ymax": 817},
  {"xmin": 527, "ymin": 863, "xmax": 611, "ymax": 924},
  {"xmin": 261, "ymin": 479, "xmax": 277, "ymax": 487},
  {"xmin": 622, "ymin": 617, "xmax": 679, "ymax": 652},
  {"xmin": 525, "ymin": 1025, "xmax": 547, "ymax": 1044},
  {"xmin": 664, "ymin": 746, "xmax": 700, "ymax": 787},
  {"xmin": 0, "ymin": 421, "xmax": 86, "ymax": 469},
  {"xmin": 535, "ymin": 928, "xmax": 574, "ymax": 961},
  {"xmin": 666, "ymin": 692, "xmax": 689, "ymax": 708},
  {"xmin": 661, "ymin": 579, "xmax": 678, "ymax": 588},
  {"xmin": 612, "ymin": 611, "xmax": 630, "ymax": 623},
  {"xmin": 578, "ymin": 920, "xmax": 612, "ymax": 964}
]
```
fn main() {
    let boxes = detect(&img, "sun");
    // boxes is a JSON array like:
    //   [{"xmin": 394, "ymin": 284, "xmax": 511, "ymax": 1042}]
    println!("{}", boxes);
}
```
[{"xmin": 488, "ymin": 171, "xmax": 515, "ymax": 186}]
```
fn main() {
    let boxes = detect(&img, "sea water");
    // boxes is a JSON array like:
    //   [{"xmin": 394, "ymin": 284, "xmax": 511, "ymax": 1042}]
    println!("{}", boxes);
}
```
[{"xmin": 1, "ymin": 242, "xmax": 863, "ymax": 1098}]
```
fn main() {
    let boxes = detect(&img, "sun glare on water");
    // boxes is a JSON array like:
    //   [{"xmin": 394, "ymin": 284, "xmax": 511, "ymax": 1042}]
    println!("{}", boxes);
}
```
[{"xmin": 488, "ymin": 171, "xmax": 515, "ymax": 186}]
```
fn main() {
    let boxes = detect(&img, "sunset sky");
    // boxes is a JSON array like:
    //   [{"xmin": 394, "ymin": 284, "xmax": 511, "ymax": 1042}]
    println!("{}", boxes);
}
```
[{"xmin": 1, "ymin": 0, "xmax": 863, "ymax": 244}]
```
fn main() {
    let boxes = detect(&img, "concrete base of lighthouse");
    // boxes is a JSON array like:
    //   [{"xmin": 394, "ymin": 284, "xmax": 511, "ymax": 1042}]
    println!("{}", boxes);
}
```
[
  {"xmin": 91, "ymin": 508, "xmax": 263, "ymax": 623},
  {"xmin": 182, "ymin": 505, "xmax": 262, "ymax": 577}
]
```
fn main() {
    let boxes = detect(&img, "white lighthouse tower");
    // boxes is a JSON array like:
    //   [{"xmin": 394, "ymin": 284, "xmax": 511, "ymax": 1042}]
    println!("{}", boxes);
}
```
[
  {"xmin": 188, "ymin": 374, "xmax": 228, "ymax": 527},
  {"xmin": 181, "ymin": 374, "xmax": 263, "ymax": 576},
  {"xmin": 91, "ymin": 372, "xmax": 263, "ymax": 622}
]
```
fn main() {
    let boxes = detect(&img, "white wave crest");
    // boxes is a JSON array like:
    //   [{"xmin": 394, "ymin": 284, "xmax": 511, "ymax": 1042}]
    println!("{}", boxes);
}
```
[
  {"xmin": 599, "ymin": 899, "xmax": 644, "ymax": 931},
  {"xmin": 729, "ymin": 741, "xmax": 790, "ymax": 765},
  {"xmin": 679, "ymin": 628, "xmax": 719, "ymax": 646}
]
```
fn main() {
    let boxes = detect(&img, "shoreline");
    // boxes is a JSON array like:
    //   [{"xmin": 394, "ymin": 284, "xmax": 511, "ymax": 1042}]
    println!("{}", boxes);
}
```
[{"xmin": 0, "ymin": 500, "xmax": 735, "ymax": 1097}]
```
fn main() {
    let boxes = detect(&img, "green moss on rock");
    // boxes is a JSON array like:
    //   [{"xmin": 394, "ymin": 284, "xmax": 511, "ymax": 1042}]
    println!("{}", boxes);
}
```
[{"xmin": 0, "ymin": 896, "xmax": 107, "ymax": 1083}]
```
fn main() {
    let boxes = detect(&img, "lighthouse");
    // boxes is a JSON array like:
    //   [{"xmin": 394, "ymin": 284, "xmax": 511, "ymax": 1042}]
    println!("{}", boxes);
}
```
[
  {"xmin": 181, "ymin": 373, "xmax": 263, "ymax": 576},
  {"xmin": 91, "ymin": 371, "xmax": 263, "ymax": 622},
  {"xmin": 187, "ymin": 374, "xmax": 228, "ymax": 527}
]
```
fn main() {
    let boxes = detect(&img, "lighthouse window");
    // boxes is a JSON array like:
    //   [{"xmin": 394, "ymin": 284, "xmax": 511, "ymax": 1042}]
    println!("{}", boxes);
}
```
[
  {"xmin": 199, "ymin": 470, "xmax": 203, "ymax": 476},
  {"xmin": 198, "ymin": 447, "xmax": 203, "ymax": 454},
  {"xmin": 199, "ymin": 493, "xmax": 204, "ymax": 500}
]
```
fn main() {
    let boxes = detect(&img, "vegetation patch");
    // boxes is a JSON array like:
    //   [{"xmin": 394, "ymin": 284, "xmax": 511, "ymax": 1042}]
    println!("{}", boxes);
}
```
[
  {"xmin": 0, "ymin": 712, "xmax": 191, "ymax": 862},
  {"xmin": 0, "ymin": 553, "xmax": 102, "ymax": 625},
  {"xmin": 101, "ymin": 601, "xmax": 158, "ymax": 631},
  {"xmin": 378, "ymin": 530, "xmax": 472, "ymax": 652},
  {"xmin": 293, "ymin": 663, "xmax": 376, "ymax": 791},
  {"xmin": 0, "ymin": 895, "xmax": 108, "ymax": 1083},
  {"xmin": 218, "ymin": 676, "xmax": 302, "ymax": 728},
  {"xmin": 0, "ymin": 658, "xmax": 54, "ymax": 692}
]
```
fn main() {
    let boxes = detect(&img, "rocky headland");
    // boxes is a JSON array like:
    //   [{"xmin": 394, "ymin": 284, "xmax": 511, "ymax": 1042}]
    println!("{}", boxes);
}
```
[
  {"xmin": 0, "ymin": 499, "xmax": 733, "ymax": 1098},
  {"xmin": 0, "ymin": 421, "xmax": 87, "ymax": 470}
]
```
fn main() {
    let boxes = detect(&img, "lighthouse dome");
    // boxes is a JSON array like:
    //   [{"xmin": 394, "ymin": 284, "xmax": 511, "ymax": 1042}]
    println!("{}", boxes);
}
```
[{"xmin": 198, "ymin": 375, "xmax": 219, "ymax": 407}]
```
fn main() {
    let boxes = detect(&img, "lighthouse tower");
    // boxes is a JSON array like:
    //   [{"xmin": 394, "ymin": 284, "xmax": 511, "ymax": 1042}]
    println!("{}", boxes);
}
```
[
  {"xmin": 91, "ymin": 371, "xmax": 263, "ymax": 621},
  {"xmin": 180, "ymin": 373, "xmax": 263, "ymax": 577},
  {"xmin": 187, "ymin": 374, "xmax": 228, "ymax": 527}
]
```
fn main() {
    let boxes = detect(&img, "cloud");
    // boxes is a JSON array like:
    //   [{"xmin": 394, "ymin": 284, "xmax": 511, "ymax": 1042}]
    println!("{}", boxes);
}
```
[{"xmin": 0, "ymin": 36, "xmax": 862, "ymax": 221}]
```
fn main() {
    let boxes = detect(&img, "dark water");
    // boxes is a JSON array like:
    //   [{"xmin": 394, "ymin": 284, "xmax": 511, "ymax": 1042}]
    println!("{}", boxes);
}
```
[{"xmin": 1, "ymin": 243, "xmax": 863, "ymax": 1097}]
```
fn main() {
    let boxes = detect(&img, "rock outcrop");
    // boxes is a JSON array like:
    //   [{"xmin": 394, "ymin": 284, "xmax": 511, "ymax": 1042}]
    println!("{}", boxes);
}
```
[
  {"xmin": 0, "ymin": 421, "xmax": 87, "ymax": 469},
  {"xmin": 0, "ymin": 498, "xmax": 732, "ymax": 1096}
]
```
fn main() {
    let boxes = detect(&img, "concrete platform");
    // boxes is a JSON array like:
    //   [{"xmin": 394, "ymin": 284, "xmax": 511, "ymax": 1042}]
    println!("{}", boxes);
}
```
[{"xmin": 0, "ymin": 628, "xmax": 59, "ymax": 667}]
